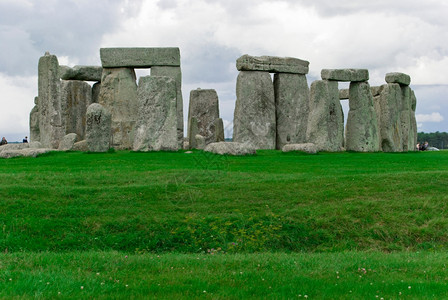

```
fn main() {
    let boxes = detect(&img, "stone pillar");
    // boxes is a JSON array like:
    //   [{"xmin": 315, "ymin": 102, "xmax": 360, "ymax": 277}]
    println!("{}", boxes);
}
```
[
  {"xmin": 372, "ymin": 85, "xmax": 385, "ymax": 151},
  {"xmin": 400, "ymin": 86, "xmax": 412, "ymax": 151},
  {"xmin": 233, "ymin": 71, "xmax": 276, "ymax": 149},
  {"xmin": 306, "ymin": 80, "xmax": 344, "ymax": 151},
  {"xmin": 86, "ymin": 103, "xmax": 111, "ymax": 152},
  {"xmin": 345, "ymin": 81, "xmax": 379, "ymax": 152},
  {"xmin": 187, "ymin": 89, "xmax": 224, "ymax": 148},
  {"xmin": 29, "ymin": 97, "xmax": 40, "ymax": 142},
  {"xmin": 409, "ymin": 90, "xmax": 418, "ymax": 151},
  {"xmin": 38, "ymin": 52, "xmax": 64, "ymax": 148},
  {"xmin": 98, "ymin": 68, "xmax": 138, "ymax": 150},
  {"xmin": 151, "ymin": 66, "xmax": 184, "ymax": 148},
  {"xmin": 378, "ymin": 83, "xmax": 402, "ymax": 152},
  {"xmin": 274, "ymin": 73, "xmax": 310, "ymax": 149},
  {"xmin": 133, "ymin": 76, "xmax": 178, "ymax": 151},
  {"xmin": 60, "ymin": 80, "xmax": 93, "ymax": 140},
  {"xmin": 92, "ymin": 82, "xmax": 101, "ymax": 104}
]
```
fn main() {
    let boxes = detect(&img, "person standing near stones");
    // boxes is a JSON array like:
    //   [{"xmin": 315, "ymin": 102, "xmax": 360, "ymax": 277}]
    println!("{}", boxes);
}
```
[
  {"xmin": 23, "ymin": 136, "xmax": 28, "ymax": 143},
  {"xmin": 0, "ymin": 137, "xmax": 7, "ymax": 145}
]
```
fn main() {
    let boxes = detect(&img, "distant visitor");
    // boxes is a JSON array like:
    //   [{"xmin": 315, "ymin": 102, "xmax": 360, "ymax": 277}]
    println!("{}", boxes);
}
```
[{"xmin": 0, "ymin": 137, "xmax": 7, "ymax": 145}]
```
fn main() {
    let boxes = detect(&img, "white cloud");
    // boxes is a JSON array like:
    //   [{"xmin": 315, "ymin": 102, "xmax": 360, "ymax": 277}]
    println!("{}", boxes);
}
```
[{"xmin": 416, "ymin": 112, "xmax": 444, "ymax": 123}]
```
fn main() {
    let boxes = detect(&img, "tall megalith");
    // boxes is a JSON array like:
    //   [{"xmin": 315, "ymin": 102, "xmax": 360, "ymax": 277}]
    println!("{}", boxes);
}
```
[
  {"xmin": 378, "ymin": 83, "xmax": 402, "ymax": 152},
  {"xmin": 133, "ymin": 76, "xmax": 178, "ymax": 151},
  {"xmin": 29, "ymin": 97, "xmax": 40, "ymax": 142},
  {"xmin": 306, "ymin": 80, "xmax": 344, "ymax": 151},
  {"xmin": 86, "ymin": 103, "xmax": 111, "ymax": 152},
  {"xmin": 233, "ymin": 71, "xmax": 276, "ymax": 149},
  {"xmin": 38, "ymin": 52, "xmax": 64, "ymax": 148},
  {"xmin": 187, "ymin": 89, "xmax": 224, "ymax": 148},
  {"xmin": 345, "ymin": 81, "xmax": 379, "ymax": 152},
  {"xmin": 98, "ymin": 68, "xmax": 138, "ymax": 150}
]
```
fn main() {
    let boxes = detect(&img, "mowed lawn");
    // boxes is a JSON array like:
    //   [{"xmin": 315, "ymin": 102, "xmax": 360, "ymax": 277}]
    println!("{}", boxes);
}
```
[{"xmin": 0, "ymin": 150, "xmax": 447, "ymax": 298}]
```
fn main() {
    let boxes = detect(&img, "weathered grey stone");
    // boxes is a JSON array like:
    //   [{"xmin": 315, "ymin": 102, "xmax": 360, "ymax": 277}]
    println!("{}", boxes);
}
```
[
  {"xmin": 274, "ymin": 73, "xmax": 310, "ymax": 149},
  {"xmin": 188, "ymin": 116, "xmax": 199, "ymax": 149},
  {"xmin": 378, "ymin": 83, "xmax": 402, "ymax": 152},
  {"xmin": 339, "ymin": 89, "xmax": 349, "ymax": 100},
  {"xmin": 400, "ymin": 86, "xmax": 412, "ymax": 151},
  {"xmin": 306, "ymin": 80, "xmax": 344, "ymax": 152},
  {"xmin": 233, "ymin": 71, "xmax": 276, "ymax": 149},
  {"xmin": 100, "ymin": 47, "xmax": 180, "ymax": 68},
  {"xmin": 29, "ymin": 141, "xmax": 42, "ymax": 149},
  {"xmin": 0, "ymin": 148, "xmax": 53, "ymax": 159},
  {"xmin": 92, "ymin": 82, "xmax": 101, "ymax": 104},
  {"xmin": 133, "ymin": 76, "xmax": 178, "ymax": 151},
  {"xmin": 204, "ymin": 142, "xmax": 256, "ymax": 156},
  {"xmin": 61, "ymin": 80, "xmax": 93, "ymax": 140},
  {"xmin": 372, "ymin": 86, "xmax": 385, "ymax": 150},
  {"xmin": 282, "ymin": 143, "xmax": 318, "ymax": 154},
  {"xmin": 0, "ymin": 143, "xmax": 29, "ymax": 152},
  {"xmin": 183, "ymin": 138, "xmax": 190, "ymax": 150},
  {"xmin": 98, "ymin": 68, "xmax": 138, "ymax": 150},
  {"xmin": 86, "ymin": 103, "xmax": 111, "ymax": 152},
  {"xmin": 58, "ymin": 133, "xmax": 78, "ymax": 150},
  {"xmin": 195, "ymin": 134, "xmax": 206, "ymax": 150},
  {"xmin": 371, "ymin": 86, "xmax": 384, "ymax": 97},
  {"xmin": 187, "ymin": 89, "xmax": 223, "ymax": 146},
  {"xmin": 236, "ymin": 54, "xmax": 309, "ymax": 74},
  {"xmin": 60, "ymin": 65, "xmax": 103, "ymax": 81},
  {"xmin": 409, "ymin": 90, "xmax": 418, "ymax": 151},
  {"xmin": 29, "ymin": 101, "xmax": 40, "ymax": 142},
  {"xmin": 38, "ymin": 52, "xmax": 64, "ymax": 149},
  {"xmin": 215, "ymin": 118, "xmax": 225, "ymax": 142},
  {"xmin": 321, "ymin": 69, "xmax": 369, "ymax": 82},
  {"xmin": 72, "ymin": 140, "xmax": 89, "ymax": 152},
  {"xmin": 345, "ymin": 81, "xmax": 379, "ymax": 152},
  {"xmin": 151, "ymin": 66, "xmax": 183, "ymax": 147},
  {"xmin": 385, "ymin": 72, "xmax": 411, "ymax": 86}
]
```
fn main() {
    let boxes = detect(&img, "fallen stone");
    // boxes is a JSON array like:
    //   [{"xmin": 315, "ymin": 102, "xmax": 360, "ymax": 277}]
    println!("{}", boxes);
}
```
[
  {"xmin": 0, "ymin": 148, "xmax": 53, "ymax": 159},
  {"xmin": 204, "ymin": 142, "xmax": 256, "ymax": 156},
  {"xmin": 86, "ymin": 103, "xmax": 111, "ymax": 152},
  {"xmin": 236, "ymin": 54, "xmax": 309, "ymax": 74},
  {"xmin": 282, "ymin": 143, "xmax": 318, "ymax": 154},
  {"xmin": 60, "ymin": 65, "xmax": 103, "ymax": 81},
  {"xmin": 339, "ymin": 89, "xmax": 349, "ymax": 100},
  {"xmin": 151, "ymin": 66, "xmax": 184, "ymax": 147},
  {"xmin": 38, "ymin": 52, "xmax": 64, "ymax": 149},
  {"xmin": 187, "ymin": 89, "xmax": 224, "ymax": 146},
  {"xmin": 61, "ymin": 80, "xmax": 93, "ymax": 140},
  {"xmin": 58, "ymin": 133, "xmax": 78, "ymax": 151},
  {"xmin": 98, "ymin": 67, "xmax": 138, "ymax": 150},
  {"xmin": 233, "ymin": 71, "xmax": 276, "ymax": 149},
  {"xmin": 133, "ymin": 76, "xmax": 178, "ymax": 151},
  {"xmin": 306, "ymin": 80, "xmax": 344, "ymax": 152},
  {"xmin": 274, "ymin": 73, "xmax": 310, "ymax": 149},
  {"xmin": 385, "ymin": 72, "xmax": 411, "ymax": 86},
  {"xmin": 73, "ymin": 140, "xmax": 89, "ymax": 152},
  {"xmin": 100, "ymin": 47, "xmax": 180, "ymax": 68},
  {"xmin": 29, "ymin": 141, "xmax": 42, "ymax": 149},
  {"xmin": 321, "ymin": 69, "xmax": 369, "ymax": 82},
  {"xmin": 345, "ymin": 81, "xmax": 380, "ymax": 152}
]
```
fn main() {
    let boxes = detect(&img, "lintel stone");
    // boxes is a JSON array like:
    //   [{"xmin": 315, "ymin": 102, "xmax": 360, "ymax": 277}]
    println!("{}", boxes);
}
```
[
  {"xmin": 385, "ymin": 72, "xmax": 411, "ymax": 86},
  {"xmin": 321, "ymin": 69, "xmax": 369, "ymax": 82},
  {"xmin": 236, "ymin": 54, "xmax": 309, "ymax": 74},
  {"xmin": 100, "ymin": 47, "xmax": 180, "ymax": 68},
  {"xmin": 60, "ymin": 65, "xmax": 103, "ymax": 81}
]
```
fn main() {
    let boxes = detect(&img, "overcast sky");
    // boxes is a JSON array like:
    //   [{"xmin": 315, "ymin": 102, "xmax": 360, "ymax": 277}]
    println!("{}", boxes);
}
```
[{"xmin": 1, "ymin": 0, "xmax": 447, "ymax": 141}]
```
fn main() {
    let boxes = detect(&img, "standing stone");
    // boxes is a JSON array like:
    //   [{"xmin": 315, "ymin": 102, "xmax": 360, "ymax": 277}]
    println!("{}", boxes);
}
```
[
  {"xmin": 92, "ymin": 82, "xmax": 101, "ymax": 104},
  {"xmin": 195, "ymin": 134, "xmax": 206, "ymax": 150},
  {"xmin": 86, "ymin": 103, "xmax": 111, "ymax": 152},
  {"xmin": 233, "ymin": 71, "xmax": 276, "ymax": 149},
  {"xmin": 306, "ymin": 80, "xmax": 344, "ymax": 152},
  {"xmin": 215, "ymin": 118, "xmax": 225, "ymax": 142},
  {"xmin": 345, "ymin": 81, "xmax": 379, "ymax": 152},
  {"xmin": 133, "ymin": 76, "xmax": 178, "ymax": 151},
  {"xmin": 60, "ymin": 80, "xmax": 93, "ymax": 140},
  {"xmin": 274, "ymin": 73, "xmax": 310, "ymax": 149},
  {"xmin": 187, "ymin": 89, "xmax": 224, "ymax": 147},
  {"xmin": 378, "ymin": 83, "xmax": 402, "ymax": 152},
  {"xmin": 409, "ymin": 90, "xmax": 418, "ymax": 151},
  {"xmin": 372, "ymin": 85, "xmax": 386, "ymax": 150},
  {"xmin": 151, "ymin": 66, "xmax": 183, "ymax": 147},
  {"xmin": 38, "ymin": 52, "xmax": 64, "ymax": 148},
  {"xmin": 98, "ymin": 68, "xmax": 138, "ymax": 150},
  {"xmin": 29, "ymin": 97, "xmax": 40, "ymax": 142},
  {"xmin": 400, "ymin": 86, "xmax": 412, "ymax": 151},
  {"xmin": 188, "ymin": 116, "xmax": 199, "ymax": 149}
]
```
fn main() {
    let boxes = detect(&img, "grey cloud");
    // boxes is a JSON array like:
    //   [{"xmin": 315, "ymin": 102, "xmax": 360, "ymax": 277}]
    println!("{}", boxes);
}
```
[{"xmin": 0, "ymin": 0, "xmax": 143, "ymax": 76}]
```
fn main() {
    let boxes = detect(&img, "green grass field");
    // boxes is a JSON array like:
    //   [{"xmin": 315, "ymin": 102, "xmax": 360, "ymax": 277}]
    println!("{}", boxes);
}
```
[{"xmin": 0, "ymin": 150, "xmax": 447, "ymax": 298}]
